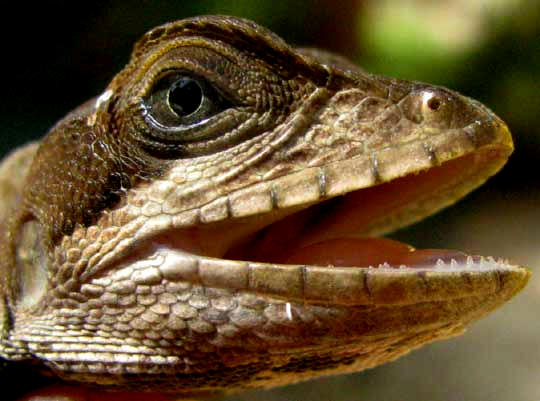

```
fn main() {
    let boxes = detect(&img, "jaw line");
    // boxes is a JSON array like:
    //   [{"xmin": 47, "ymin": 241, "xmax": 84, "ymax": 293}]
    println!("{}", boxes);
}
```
[
  {"xmin": 80, "ymin": 119, "xmax": 527, "ymax": 308},
  {"xmin": 100, "ymin": 237, "xmax": 528, "ymax": 308}
]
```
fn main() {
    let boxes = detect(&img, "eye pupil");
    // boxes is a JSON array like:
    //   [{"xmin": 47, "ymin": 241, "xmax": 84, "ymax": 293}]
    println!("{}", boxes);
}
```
[
  {"xmin": 168, "ymin": 78, "xmax": 203, "ymax": 116},
  {"xmin": 427, "ymin": 97, "xmax": 441, "ymax": 111}
]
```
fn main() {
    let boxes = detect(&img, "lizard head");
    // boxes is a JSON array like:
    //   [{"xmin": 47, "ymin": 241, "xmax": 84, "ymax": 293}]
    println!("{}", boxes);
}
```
[{"xmin": 1, "ymin": 15, "xmax": 529, "ymax": 395}]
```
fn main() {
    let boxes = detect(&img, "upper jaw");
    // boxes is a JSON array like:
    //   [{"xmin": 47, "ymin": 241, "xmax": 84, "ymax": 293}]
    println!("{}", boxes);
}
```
[
  {"xmin": 94, "ymin": 103, "xmax": 529, "ymax": 310},
  {"xmin": 87, "ymin": 89, "xmax": 519, "ymax": 286}
]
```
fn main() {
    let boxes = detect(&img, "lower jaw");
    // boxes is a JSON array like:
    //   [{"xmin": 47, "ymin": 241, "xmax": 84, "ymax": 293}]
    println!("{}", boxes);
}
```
[{"xmin": 129, "ymin": 243, "xmax": 524, "ymax": 307}]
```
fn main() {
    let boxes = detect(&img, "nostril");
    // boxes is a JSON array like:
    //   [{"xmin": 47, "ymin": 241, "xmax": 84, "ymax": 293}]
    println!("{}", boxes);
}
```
[
  {"xmin": 427, "ymin": 97, "xmax": 441, "ymax": 111},
  {"xmin": 421, "ymin": 90, "xmax": 444, "ymax": 112},
  {"xmin": 400, "ymin": 88, "xmax": 453, "ymax": 125}
]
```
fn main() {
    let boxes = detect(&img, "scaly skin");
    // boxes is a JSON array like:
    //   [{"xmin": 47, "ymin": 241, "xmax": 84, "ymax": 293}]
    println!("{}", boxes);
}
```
[{"xmin": 0, "ymin": 16, "xmax": 530, "ymax": 399}]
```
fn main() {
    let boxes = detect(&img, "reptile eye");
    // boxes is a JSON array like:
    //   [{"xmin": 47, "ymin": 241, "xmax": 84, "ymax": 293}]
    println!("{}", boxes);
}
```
[{"xmin": 142, "ymin": 73, "xmax": 232, "ymax": 141}]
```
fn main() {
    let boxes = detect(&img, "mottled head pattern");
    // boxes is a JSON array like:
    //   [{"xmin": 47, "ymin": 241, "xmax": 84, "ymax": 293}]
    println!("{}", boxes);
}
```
[{"xmin": 0, "ymin": 15, "xmax": 527, "ymax": 397}]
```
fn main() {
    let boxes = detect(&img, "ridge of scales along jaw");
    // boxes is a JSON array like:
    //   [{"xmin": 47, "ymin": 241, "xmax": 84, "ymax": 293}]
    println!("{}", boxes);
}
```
[{"xmin": 104, "ymin": 97, "xmax": 528, "ymax": 310}]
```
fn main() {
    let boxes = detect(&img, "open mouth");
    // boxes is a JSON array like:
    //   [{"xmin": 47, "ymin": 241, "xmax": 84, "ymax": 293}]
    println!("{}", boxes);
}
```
[
  {"xmin": 223, "ymin": 151, "xmax": 493, "ymax": 270},
  {"xmin": 29, "ymin": 93, "xmax": 529, "ymax": 394},
  {"xmin": 98, "ymin": 137, "xmax": 527, "ymax": 308},
  {"xmin": 85, "ymin": 115, "xmax": 528, "ymax": 310}
]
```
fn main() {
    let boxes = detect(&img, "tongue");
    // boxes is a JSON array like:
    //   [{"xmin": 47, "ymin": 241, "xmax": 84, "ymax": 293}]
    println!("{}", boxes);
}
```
[{"xmin": 281, "ymin": 237, "xmax": 468, "ymax": 268}]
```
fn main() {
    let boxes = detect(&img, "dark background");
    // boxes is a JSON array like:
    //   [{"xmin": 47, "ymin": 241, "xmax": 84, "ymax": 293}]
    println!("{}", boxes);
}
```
[{"xmin": 2, "ymin": 1, "xmax": 539, "ymax": 400}]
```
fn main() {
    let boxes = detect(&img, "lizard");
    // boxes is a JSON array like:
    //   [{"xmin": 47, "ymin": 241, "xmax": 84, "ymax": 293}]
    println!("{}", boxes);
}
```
[{"xmin": 0, "ymin": 15, "xmax": 530, "ymax": 399}]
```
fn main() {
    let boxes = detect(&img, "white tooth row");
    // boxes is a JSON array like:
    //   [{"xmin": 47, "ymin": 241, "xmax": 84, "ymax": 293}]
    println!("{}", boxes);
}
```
[{"xmin": 368, "ymin": 256, "xmax": 512, "ymax": 271}]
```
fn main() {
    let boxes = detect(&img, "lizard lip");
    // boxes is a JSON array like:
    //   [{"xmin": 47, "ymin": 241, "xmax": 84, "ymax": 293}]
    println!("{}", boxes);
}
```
[{"xmin": 271, "ymin": 237, "xmax": 471, "ymax": 269}]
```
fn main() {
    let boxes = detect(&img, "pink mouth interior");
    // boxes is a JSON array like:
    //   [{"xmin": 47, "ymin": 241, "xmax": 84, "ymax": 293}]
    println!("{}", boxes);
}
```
[
  {"xmin": 221, "ymin": 153, "xmax": 484, "ymax": 269},
  {"xmin": 279, "ymin": 237, "xmax": 467, "ymax": 268},
  {"xmin": 157, "ymin": 150, "xmax": 501, "ymax": 269}
]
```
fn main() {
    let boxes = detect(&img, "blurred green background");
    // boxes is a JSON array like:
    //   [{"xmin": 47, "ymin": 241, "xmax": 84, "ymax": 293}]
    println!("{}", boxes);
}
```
[{"xmin": 2, "ymin": 1, "xmax": 539, "ymax": 400}]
